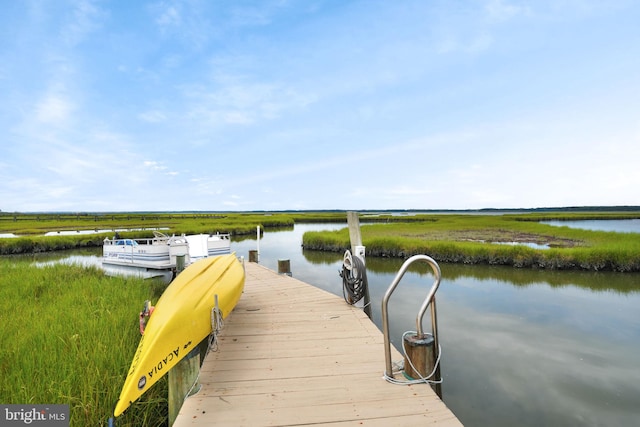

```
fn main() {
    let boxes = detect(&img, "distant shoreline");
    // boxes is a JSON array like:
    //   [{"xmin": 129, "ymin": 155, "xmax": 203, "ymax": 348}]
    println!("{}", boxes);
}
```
[{"xmin": 2, "ymin": 205, "xmax": 640, "ymax": 215}]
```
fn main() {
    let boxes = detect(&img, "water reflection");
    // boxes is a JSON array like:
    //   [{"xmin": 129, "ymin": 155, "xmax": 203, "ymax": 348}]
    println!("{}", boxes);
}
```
[
  {"xmin": 353, "ymin": 260, "xmax": 640, "ymax": 427},
  {"xmin": 231, "ymin": 224, "xmax": 640, "ymax": 427},
  {"xmin": 350, "ymin": 257, "xmax": 640, "ymax": 295},
  {"xmin": 449, "ymin": 273, "xmax": 639, "ymax": 423}
]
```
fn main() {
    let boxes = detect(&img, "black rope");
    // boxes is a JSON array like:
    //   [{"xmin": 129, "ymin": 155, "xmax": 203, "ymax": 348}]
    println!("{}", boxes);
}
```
[{"xmin": 340, "ymin": 254, "xmax": 368, "ymax": 305}]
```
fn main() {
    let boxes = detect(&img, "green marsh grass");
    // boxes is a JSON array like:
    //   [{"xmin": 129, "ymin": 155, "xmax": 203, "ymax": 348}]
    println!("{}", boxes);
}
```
[
  {"xmin": 2, "ymin": 211, "xmax": 640, "ymax": 271},
  {"xmin": 0, "ymin": 258, "xmax": 168, "ymax": 426},
  {"xmin": 303, "ymin": 214, "xmax": 640, "ymax": 272},
  {"xmin": 0, "ymin": 212, "xmax": 297, "ymax": 255}
]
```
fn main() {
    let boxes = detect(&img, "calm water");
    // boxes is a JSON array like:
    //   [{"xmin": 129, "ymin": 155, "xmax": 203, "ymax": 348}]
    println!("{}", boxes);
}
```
[
  {"xmin": 35, "ymin": 222, "xmax": 640, "ymax": 426},
  {"xmin": 541, "ymin": 219, "xmax": 640, "ymax": 233},
  {"xmin": 231, "ymin": 224, "xmax": 640, "ymax": 427}
]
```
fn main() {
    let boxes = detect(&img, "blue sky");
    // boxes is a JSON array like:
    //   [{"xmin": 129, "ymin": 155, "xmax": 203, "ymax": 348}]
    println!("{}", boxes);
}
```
[{"xmin": 1, "ymin": 0, "xmax": 639, "ymax": 212}]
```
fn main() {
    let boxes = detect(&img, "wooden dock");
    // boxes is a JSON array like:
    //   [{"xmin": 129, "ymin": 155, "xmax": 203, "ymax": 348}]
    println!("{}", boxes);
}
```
[{"xmin": 174, "ymin": 262, "xmax": 462, "ymax": 426}]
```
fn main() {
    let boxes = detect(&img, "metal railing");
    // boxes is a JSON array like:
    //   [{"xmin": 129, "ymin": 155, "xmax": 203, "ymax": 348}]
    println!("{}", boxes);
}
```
[{"xmin": 381, "ymin": 254, "xmax": 442, "ymax": 378}]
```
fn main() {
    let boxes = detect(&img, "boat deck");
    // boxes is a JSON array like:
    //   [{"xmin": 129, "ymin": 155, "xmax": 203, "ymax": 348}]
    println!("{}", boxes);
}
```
[{"xmin": 174, "ymin": 262, "xmax": 462, "ymax": 426}]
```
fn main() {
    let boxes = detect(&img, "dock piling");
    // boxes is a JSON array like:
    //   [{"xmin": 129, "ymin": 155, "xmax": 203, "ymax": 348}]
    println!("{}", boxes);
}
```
[
  {"xmin": 168, "ymin": 346, "xmax": 200, "ymax": 426},
  {"xmin": 346, "ymin": 211, "xmax": 371, "ymax": 318},
  {"xmin": 176, "ymin": 254, "xmax": 186, "ymax": 273},
  {"xmin": 403, "ymin": 333, "xmax": 436, "ymax": 380},
  {"xmin": 277, "ymin": 259, "xmax": 291, "ymax": 276}
]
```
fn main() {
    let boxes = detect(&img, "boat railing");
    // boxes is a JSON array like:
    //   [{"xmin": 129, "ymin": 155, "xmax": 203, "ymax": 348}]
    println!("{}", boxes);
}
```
[
  {"xmin": 103, "ymin": 236, "xmax": 170, "ymax": 246},
  {"xmin": 103, "ymin": 232, "xmax": 231, "ymax": 247}
]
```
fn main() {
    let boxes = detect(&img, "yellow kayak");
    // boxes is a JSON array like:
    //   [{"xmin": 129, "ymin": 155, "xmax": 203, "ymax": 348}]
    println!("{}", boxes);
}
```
[{"xmin": 113, "ymin": 253, "xmax": 245, "ymax": 417}]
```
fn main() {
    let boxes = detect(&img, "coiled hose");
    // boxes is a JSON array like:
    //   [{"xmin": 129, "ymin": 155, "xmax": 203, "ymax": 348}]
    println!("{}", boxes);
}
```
[{"xmin": 340, "ymin": 250, "xmax": 368, "ymax": 304}]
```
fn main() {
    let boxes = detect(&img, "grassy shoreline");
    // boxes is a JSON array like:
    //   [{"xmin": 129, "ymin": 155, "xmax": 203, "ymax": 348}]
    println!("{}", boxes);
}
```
[
  {"xmin": 0, "ymin": 260, "xmax": 168, "ymax": 426},
  {"xmin": 0, "ymin": 212, "xmax": 296, "ymax": 255},
  {"xmin": 302, "ymin": 213, "xmax": 640, "ymax": 272},
  {"xmin": 2, "ymin": 211, "xmax": 640, "ymax": 271}
]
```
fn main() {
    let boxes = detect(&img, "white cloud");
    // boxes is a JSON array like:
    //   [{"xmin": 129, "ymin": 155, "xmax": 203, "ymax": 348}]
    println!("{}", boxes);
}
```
[
  {"xmin": 156, "ymin": 5, "xmax": 182, "ymax": 28},
  {"xmin": 182, "ymin": 78, "xmax": 317, "ymax": 128},
  {"xmin": 144, "ymin": 161, "xmax": 167, "ymax": 171},
  {"xmin": 35, "ymin": 93, "xmax": 74, "ymax": 125},
  {"xmin": 138, "ymin": 110, "xmax": 167, "ymax": 123},
  {"xmin": 151, "ymin": 0, "xmax": 213, "ymax": 48},
  {"xmin": 62, "ymin": 0, "xmax": 105, "ymax": 46},
  {"xmin": 485, "ymin": 0, "xmax": 530, "ymax": 22}
]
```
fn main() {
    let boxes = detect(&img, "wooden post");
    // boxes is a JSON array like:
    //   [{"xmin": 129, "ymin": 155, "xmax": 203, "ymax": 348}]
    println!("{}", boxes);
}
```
[
  {"xmin": 176, "ymin": 254, "xmax": 186, "ymax": 273},
  {"xmin": 168, "ymin": 347, "xmax": 200, "ymax": 426},
  {"xmin": 347, "ymin": 211, "xmax": 362, "ymax": 253},
  {"xmin": 256, "ymin": 225, "xmax": 260, "ymax": 263},
  {"xmin": 248, "ymin": 250, "xmax": 258, "ymax": 263},
  {"xmin": 403, "ymin": 333, "xmax": 441, "ymax": 397},
  {"xmin": 346, "ymin": 212, "xmax": 372, "ymax": 319},
  {"xmin": 278, "ymin": 259, "xmax": 291, "ymax": 276},
  {"xmin": 403, "ymin": 333, "xmax": 435, "ymax": 379}
]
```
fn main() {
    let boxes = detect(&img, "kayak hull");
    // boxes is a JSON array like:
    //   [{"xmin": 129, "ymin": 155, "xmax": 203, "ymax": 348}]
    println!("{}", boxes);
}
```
[{"xmin": 114, "ymin": 253, "xmax": 245, "ymax": 417}]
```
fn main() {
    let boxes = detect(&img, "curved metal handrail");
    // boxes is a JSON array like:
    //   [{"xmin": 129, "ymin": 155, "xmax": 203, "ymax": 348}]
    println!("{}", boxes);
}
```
[{"xmin": 381, "ymin": 254, "xmax": 442, "ymax": 378}]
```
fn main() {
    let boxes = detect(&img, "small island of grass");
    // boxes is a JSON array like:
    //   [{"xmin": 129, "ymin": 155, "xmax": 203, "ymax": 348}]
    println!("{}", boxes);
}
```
[{"xmin": 302, "ymin": 212, "xmax": 640, "ymax": 272}]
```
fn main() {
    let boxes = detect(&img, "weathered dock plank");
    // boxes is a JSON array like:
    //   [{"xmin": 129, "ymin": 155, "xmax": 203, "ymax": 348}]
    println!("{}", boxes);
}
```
[{"xmin": 174, "ymin": 262, "xmax": 462, "ymax": 426}]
